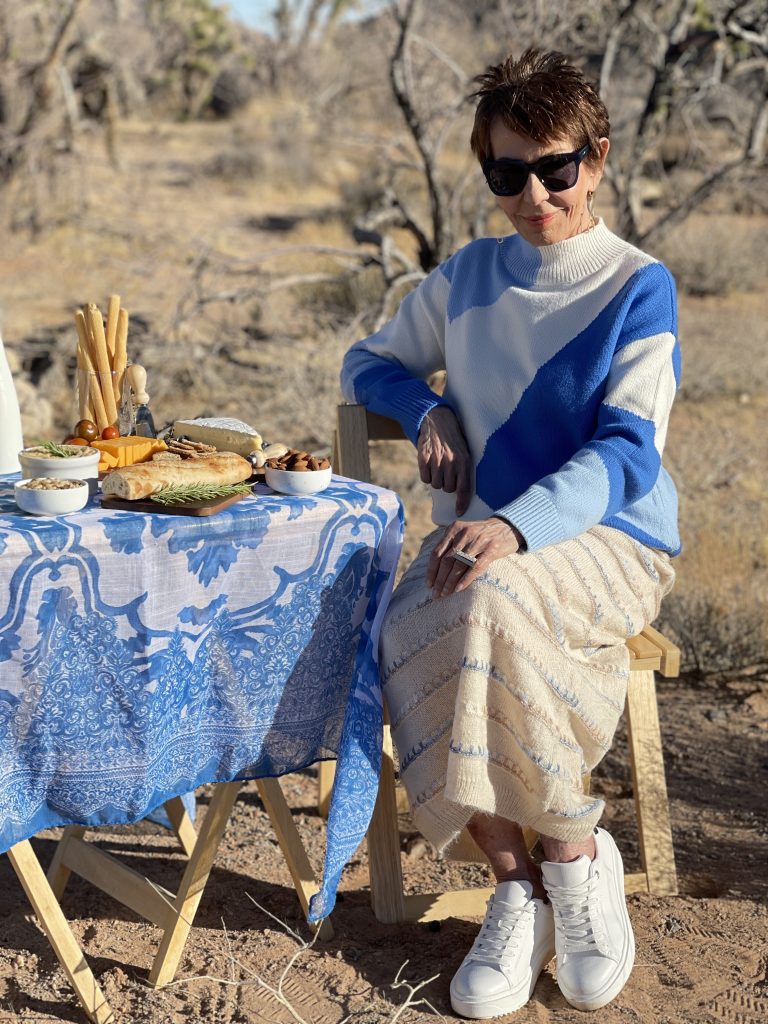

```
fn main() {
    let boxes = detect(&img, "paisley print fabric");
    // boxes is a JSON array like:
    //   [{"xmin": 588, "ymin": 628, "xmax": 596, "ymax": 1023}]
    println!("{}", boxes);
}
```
[{"xmin": 0, "ymin": 476, "xmax": 403, "ymax": 922}]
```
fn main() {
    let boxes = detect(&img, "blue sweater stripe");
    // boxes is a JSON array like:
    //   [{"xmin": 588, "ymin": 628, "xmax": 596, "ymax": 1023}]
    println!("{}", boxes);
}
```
[{"xmin": 340, "ymin": 222, "xmax": 680, "ymax": 554}]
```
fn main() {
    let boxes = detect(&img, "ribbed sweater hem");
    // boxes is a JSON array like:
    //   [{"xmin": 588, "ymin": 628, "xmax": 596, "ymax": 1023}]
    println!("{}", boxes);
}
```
[{"xmin": 495, "ymin": 486, "xmax": 564, "ymax": 552}]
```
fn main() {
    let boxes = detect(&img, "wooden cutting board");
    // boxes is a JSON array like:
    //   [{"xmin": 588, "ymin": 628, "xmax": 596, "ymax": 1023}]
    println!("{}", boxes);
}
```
[{"xmin": 100, "ymin": 491, "xmax": 249, "ymax": 516}]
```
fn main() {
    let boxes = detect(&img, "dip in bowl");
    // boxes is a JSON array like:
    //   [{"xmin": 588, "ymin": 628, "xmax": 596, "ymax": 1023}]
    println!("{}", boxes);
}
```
[{"xmin": 18, "ymin": 444, "xmax": 100, "ymax": 488}]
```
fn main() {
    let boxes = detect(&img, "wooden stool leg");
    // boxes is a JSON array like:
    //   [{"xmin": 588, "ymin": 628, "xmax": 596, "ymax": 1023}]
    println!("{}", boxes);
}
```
[
  {"xmin": 367, "ymin": 718, "xmax": 407, "ymax": 923},
  {"xmin": 163, "ymin": 796, "xmax": 197, "ymax": 858},
  {"xmin": 47, "ymin": 825, "xmax": 87, "ymax": 900},
  {"xmin": 625, "ymin": 669, "xmax": 678, "ymax": 895},
  {"xmin": 317, "ymin": 760, "xmax": 335, "ymax": 819},
  {"xmin": 8, "ymin": 840, "xmax": 114, "ymax": 1023},
  {"xmin": 256, "ymin": 777, "xmax": 334, "ymax": 941},
  {"xmin": 148, "ymin": 781, "xmax": 242, "ymax": 989}
]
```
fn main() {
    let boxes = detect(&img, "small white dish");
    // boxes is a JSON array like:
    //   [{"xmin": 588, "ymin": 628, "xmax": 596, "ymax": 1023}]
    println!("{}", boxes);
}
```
[
  {"xmin": 18, "ymin": 445, "xmax": 100, "ymax": 482},
  {"xmin": 265, "ymin": 465, "xmax": 332, "ymax": 496},
  {"xmin": 15, "ymin": 478, "xmax": 90, "ymax": 517}
]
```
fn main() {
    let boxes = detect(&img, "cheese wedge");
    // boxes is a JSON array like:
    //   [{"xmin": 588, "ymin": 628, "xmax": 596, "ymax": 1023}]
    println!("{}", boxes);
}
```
[
  {"xmin": 173, "ymin": 417, "xmax": 262, "ymax": 457},
  {"xmin": 92, "ymin": 436, "xmax": 168, "ymax": 468},
  {"xmin": 97, "ymin": 449, "xmax": 119, "ymax": 473}
]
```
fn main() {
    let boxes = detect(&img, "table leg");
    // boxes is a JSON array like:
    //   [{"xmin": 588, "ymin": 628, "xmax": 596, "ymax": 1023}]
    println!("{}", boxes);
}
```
[
  {"xmin": 255, "ymin": 777, "xmax": 334, "ymax": 941},
  {"xmin": 148, "ymin": 780, "xmax": 242, "ymax": 989},
  {"xmin": 163, "ymin": 796, "xmax": 197, "ymax": 858},
  {"xmin": 7, "ymin": 839, "xmax": 114, "ymax": 1023},
  {"xmin": 47, "ymin": 825, "xmax": 88, "ymax": 900}
]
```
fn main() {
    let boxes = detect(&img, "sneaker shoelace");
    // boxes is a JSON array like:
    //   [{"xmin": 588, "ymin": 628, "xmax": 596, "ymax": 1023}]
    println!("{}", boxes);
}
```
[
  {"xmin": 466, "ymin": 896, "xmax": 536, "ymax": 964},
  {"xmin": 546, "ymin": 875, "xmax": 607, "ymax": 954}
]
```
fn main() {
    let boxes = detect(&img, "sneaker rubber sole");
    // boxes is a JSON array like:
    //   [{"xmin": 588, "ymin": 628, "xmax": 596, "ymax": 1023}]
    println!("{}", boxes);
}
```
[{"xmin": 449, "ymin": 939, "xmax": 556, "ymax": 1019}]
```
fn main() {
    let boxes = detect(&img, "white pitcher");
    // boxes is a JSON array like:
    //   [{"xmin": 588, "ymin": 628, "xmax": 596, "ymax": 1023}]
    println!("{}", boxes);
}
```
[{"xmin": 0, "ymin": 331, "xmax": 23, "ymax": 473}]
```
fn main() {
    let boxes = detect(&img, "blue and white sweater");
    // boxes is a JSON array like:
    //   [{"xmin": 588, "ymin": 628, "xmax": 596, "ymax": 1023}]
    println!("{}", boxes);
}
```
[{"xmin": 341, "ymin": 220, "xmax": 681, "ymax": 555}]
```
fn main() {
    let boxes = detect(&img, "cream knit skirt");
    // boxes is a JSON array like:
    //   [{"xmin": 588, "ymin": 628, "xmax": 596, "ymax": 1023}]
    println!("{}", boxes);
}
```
[{"xmin": 380, "ymin": 525, "xmax": 675, "ymax": 847}]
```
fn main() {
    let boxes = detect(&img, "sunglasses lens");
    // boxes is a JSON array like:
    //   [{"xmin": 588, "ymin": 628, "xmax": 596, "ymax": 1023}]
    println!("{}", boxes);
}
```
[
  {"xmin": 538, "ymin": 157, "xmax": 579, "ymax": 192},
  {"xmin": 486, "ymin": 165, "xmax": 527, "ymax": 196}
]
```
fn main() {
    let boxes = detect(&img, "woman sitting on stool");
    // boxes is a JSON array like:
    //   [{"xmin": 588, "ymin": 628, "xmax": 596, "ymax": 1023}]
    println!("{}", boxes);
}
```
[{"xmin": 341, "ymin": 48, "xmax": 680, "ymax": 1018}]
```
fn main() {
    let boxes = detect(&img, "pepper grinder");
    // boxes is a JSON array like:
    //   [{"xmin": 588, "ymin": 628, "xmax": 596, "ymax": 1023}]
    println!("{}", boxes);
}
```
[{"xmin": 126, "ymin": 363, "xmax": 157, "ymax": 438}]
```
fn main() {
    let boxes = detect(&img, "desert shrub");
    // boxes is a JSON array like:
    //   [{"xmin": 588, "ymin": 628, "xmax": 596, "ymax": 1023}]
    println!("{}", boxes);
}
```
[
  {"xmin": 655, "ymin": 219, "xmax": 767, "ymax": 296},
  {"xmin": 655, "ymin": 593, "xmax": 768, "ymax": 682},
  {"xmin": 209, "ymin": 65, "xmax": 256, "ymax": 117},
  {"xmin": 203, "ymin": 144, "xmax": 265, "ymax": 179},
  {"xmin": 296, "ymin": 265, "xmax": 387, "ymax": 324}
]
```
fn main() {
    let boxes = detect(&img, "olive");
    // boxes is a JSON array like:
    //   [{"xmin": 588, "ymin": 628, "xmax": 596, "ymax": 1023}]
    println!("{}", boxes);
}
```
[{"xmin": 74, "ymin": 419, "xmax": 98, "ymax": 442}]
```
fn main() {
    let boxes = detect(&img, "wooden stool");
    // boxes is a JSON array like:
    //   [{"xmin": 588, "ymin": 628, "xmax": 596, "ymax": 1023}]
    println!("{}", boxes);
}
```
[{"xmin": 326, "ymin": 402, "xmax": 681, "ymax": 923}]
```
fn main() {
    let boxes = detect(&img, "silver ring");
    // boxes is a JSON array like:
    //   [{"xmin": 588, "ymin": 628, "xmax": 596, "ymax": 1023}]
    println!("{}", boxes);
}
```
[{"xmin": 452, "ymin": 548, "xmax": 477, "ymax": 568}]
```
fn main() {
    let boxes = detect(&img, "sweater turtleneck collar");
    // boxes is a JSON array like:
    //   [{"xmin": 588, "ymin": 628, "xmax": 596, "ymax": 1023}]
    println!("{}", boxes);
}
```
[{"xmin": 499, "ymin": 219, "xmax": 631, "ymax": 288}]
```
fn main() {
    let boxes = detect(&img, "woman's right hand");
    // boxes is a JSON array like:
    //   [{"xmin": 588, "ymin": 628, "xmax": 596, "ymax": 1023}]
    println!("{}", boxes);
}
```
[{"xmin": 417, "ymin": 406, "xmax": 472, "ymax": 516}]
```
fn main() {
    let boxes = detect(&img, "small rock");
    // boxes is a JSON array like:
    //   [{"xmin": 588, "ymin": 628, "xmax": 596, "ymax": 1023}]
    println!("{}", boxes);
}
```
[{"xmin": 404, "ymin": 836, "xmax": 430, "ymax": 861}]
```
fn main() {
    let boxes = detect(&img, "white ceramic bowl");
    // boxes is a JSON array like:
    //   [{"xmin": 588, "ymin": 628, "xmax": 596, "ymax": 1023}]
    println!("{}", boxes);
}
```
[
  {"xmin": 265, "ymin": 465, "xmax": 332, "ymax": 496},
  {"xmin": 18, "ymin": 445, "xmax": 100, "ymax": 482},
  {"xmin": 15, "ymin": 479, "xmax": 90, "ymax": 517}
]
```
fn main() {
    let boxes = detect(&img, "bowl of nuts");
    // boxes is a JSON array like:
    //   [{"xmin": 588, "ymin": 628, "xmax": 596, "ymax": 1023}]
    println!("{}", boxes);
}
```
[
  {"xmin": 264, "ymin": 448, "xmax": 332, "ymax": 495},
  {"xmin": 15, "ymin": 478, "xmax": 90, "ymax": 516}
]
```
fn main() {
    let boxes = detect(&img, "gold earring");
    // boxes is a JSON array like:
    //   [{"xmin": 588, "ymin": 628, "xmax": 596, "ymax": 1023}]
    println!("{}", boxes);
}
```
[{"xmin": 587, "ymin": 190, "xmax": 595, "ymax": 216}]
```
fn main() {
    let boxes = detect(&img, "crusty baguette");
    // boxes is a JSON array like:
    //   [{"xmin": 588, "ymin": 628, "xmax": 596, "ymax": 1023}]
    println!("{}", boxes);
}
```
[{"xmin": 102, "ymin": 451, "xmax": 252, "ymax": 500}]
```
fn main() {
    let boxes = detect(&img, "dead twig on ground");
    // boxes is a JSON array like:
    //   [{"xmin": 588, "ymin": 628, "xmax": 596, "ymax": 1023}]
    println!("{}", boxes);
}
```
[{"xmin": 389, "ymin": 960, "xmax": 445, "ymax": 1023}]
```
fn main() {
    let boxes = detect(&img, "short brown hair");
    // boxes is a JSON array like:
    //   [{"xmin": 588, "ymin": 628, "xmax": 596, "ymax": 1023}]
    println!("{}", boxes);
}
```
[{"xmin": 470, "ymin": 49, "xmax": 610, "ymax": 165}]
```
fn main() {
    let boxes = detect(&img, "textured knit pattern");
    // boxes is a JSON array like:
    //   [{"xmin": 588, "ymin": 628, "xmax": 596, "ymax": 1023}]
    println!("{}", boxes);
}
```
[
  {"xmin": 380, "ymin": 525, "xmax": 675, "ymax": 846},
  {"xmin": 341, "ymin": 220, "xmax": 681, "ymax": 555}
]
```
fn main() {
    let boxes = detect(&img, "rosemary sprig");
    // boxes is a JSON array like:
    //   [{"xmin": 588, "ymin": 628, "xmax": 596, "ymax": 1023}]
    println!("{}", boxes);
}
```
[
  {"xmin": 150, "ymin": 483, "xmax": 252, "ymax": 505},
  {"xmin": 35, "ymin": 439, "xmax": 77, "ymax": 458}
]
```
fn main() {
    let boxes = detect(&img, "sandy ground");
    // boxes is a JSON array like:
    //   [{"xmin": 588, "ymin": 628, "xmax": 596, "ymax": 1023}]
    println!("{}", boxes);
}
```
[{"xmin": 0, "ymin": 668, "xmax": 766, "ymax": 1024}]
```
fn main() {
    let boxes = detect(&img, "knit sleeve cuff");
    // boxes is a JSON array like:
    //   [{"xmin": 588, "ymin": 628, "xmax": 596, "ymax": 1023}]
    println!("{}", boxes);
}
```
[
  {"xmin": 494, "ymin": 487, "xmax": 565, "ymax": 552},
  {"xmin": 378, "ymin": 383, "xmax": 452, "ymax": 446}
]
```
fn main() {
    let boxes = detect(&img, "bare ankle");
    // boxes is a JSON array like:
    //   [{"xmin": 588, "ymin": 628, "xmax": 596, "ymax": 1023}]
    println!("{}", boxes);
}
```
[{"xmin": 540, "ymin": 832, "xmax": 597, "ymax": 864}]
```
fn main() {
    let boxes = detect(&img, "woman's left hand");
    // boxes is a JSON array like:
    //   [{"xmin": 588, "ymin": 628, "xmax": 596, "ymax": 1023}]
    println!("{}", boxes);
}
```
[{"xmin": 427, "ymin": 518, "xmax": 526, "ymax": 598}]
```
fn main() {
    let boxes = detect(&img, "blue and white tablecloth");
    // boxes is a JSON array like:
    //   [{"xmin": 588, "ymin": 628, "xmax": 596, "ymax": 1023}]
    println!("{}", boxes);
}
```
[{"xmin": 0, "ymin": 474, "xmax": 403, "ymax": 921}]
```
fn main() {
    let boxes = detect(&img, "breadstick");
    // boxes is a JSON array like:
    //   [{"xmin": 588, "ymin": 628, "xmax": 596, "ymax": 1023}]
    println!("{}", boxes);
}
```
[
  {"xmin": 105, "ymin": 294, "xmax": 120, "ymax": 368},
  {"xmin": 76, "ymin": 318, "xmax": 109, "ymax": 432},
  {"xmin": 74, "ymin": 311, "xmax": 95, "ymax": 421},
  {"xmin": 113, "ymin": 307, "xmax": 129, "ymax": 407},
  {"xmin": 85, "ymin": 303, "xmax": 118, "ymax": 426}
]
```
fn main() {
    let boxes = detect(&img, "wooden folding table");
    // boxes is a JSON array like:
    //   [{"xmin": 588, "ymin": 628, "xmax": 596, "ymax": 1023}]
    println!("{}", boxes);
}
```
[{"xmin": 8, "ymin": 780, "xmax": 333, "ymax": 1023}]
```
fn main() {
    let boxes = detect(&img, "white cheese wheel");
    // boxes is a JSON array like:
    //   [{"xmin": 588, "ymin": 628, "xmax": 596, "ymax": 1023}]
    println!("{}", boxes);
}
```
[{"xmin": 174, "ymin": 417, "xmax": 262, "ymax": 457}]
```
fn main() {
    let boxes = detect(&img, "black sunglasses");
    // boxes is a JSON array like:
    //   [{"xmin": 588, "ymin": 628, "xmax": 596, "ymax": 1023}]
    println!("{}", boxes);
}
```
[{"xmin": 482, "ymin": 144, "xmax": 591, "ymax": 197}]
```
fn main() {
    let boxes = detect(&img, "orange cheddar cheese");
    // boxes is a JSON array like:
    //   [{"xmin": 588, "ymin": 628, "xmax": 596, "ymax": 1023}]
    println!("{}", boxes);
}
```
[
  {"xmin": 92, "ymin": 436, "xmax": 167, "ymax": 469},
  {"xmin": 97, "ymin": 449, "xmax": 119, "ymax": 473}
]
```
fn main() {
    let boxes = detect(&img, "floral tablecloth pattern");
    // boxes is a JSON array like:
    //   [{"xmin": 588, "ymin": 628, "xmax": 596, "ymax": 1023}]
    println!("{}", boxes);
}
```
[{"xmin": 0, "ymin": 475, "xmax": 403, "ymax": 921}]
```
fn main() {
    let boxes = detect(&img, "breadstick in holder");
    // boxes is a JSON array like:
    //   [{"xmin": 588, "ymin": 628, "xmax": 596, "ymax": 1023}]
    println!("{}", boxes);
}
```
[
  {"xmin": 113, "ymin": 307, "xmax": 129, "ymax": 407},
  {"xmin": 85, "ymin": 303, "xmax": 119, "ymax": 426},
  {"xmin": 105, "ymin": 294, "xmax": 120, "ymax": 368},
  {"xmin": 76, "ymin": 332, "xmax": 110, "ymax": 433},
  {"xmin": 74, "ymin": 311, "xmax": 97, "ymax": 423}
]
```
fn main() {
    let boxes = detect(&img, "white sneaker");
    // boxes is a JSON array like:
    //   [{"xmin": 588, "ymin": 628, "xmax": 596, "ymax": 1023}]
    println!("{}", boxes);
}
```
[
  {"xmin": 541, "ymin": 827, "xmax": 635, "ymax": 1011},
  {"xmin": 449, "ymin": 880, "xmax": 555, "ymax": 1019}
]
